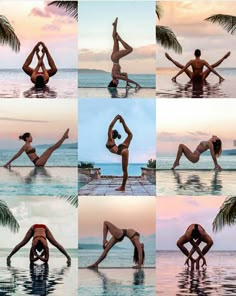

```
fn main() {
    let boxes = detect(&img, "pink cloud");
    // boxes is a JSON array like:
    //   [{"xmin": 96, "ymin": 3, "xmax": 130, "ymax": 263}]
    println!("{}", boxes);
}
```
[
  {"xmin": 30, "ymin": 3, "xmax": 73, "ymax": 19},
  {"xmin": 42, "ymin": 24, "xmax": 60, "ymax": 32}
]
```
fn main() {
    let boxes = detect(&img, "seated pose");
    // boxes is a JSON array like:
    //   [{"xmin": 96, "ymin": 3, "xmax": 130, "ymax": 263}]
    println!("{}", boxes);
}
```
[
  {"xmin": 109, "ymin": 17, "xmax": 141, "ymax": 89},
  {"xmin": 7, "ymin": 224, "xmax": 71, "ymax": 265},
  {"xmin": 106, "ymin": 115, "xmax": 132, "ymax": 191},
  {"xmin": 88, "ymin": 221, "xmax": 145, "ymax": 269},
  {"xmin": 165, "ymin": 50, "xmax": 230, "ymax": 82},
  {"xmin": 22, "ymin": 42, "xmax": 57, "ymax": 89},
  {"xmin": 177, "ymin": 224, "xmax": 213, "ymax": 270},
  {"xmin": 171, "ymin": 135, "xmax": 222, "ymax": 170},
  {"xmin": 3, "ymin": 129, "xmax": 69, "ymax": 168}
]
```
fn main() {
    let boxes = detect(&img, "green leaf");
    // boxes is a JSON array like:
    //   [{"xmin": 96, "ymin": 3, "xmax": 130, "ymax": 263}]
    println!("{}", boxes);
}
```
[
  {"xmin": 0, "ymin": 200, "xmax": 19, "ymax": 233},
  {"xmin": 0, "ymin": 15, "xmax": 20, "ymax": 52},
  {"xmin": 156, "ymin": 25, "xmax": 182, "ymax": 54},
  {"xmin": 205, "ymin": 14, "xmax": 236, "ymax": 35},
  {"xmin": 48, "ymin": 1, "xmax": 78, "ymax": 20},
  {"xmin": 58, "ymin": 195, "xmax": 78, "ymax": 208}
]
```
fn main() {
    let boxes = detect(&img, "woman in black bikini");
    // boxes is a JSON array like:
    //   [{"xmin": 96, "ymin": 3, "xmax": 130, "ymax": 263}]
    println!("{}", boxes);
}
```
[
  {"xmin": 106, "ymin": 115, "xmax": 132, "ymax": 191},
  {"xmin": 7, "ymin": 224, "xmax": 71, "ymax": 266},
  {"xmin": 88, "ymin": 221, "xmax": 145, "ymax": 269},
  {"xmin": 3, "ymin": 129, "xmax": 69, "ymax": 168}
]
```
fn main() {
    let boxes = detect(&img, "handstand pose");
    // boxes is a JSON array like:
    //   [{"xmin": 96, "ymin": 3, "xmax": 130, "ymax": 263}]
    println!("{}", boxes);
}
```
[
  {"xmin": 171, "ymin": 135, "xmax": 222, "ymax": 170},
  {"xmin": 109, "ymin": 17, "xmax": 141, "ymax": 89},
  {"xmin": 177, "ymin": 224, "xmax": 213, "ymax": 270},
  {"xmin": 3, "ymin": 129, "xmax": 69, "ymax": 168},
  {"xmin": 7, "ymin": 224, "xmax": 71, "ymax": 266},
  {"xmin": 22, "ymin": 42, "xmax": 57, "ymax": 89},
  {"xmin": 106, "ymin": 115, "xmax": 132, "ymax": 191},
  {"xmin": 165, "ymin": 49, "xmax": 230, "ymax": 82},
  {"xmin": 88, "ymin": 221, "xmax": 145, "ymax": 269}
]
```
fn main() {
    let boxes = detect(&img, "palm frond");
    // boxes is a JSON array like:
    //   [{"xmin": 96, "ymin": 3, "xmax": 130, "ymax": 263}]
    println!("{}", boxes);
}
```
[
  {"xmin": 58, "ymin": 195, "xmax": 78, "ymax": 208},
  {"xmin": 0, "ymin": 15, "xmax": 20, "ymax": 52},
  {"xmin": 156, "ymin": 2, "xmax": 163, "ymax": 20},
  {"xmin": 48, "ymin": 1, "xmax": 78, "ymax": 20},
  {"xmin": 0, "ymin": 200, "xmax": 19, "ymax": 233},
  {"xmin": 156, "ymin": 25, "xmax": 182, "ymax": 54},
  {"xmin": 205, "ymin": 14, "xmax": 236, "ymax": 35},
  {"xmin": 213, "ymin": 196, "xmax": 236, "ymax": 232}
]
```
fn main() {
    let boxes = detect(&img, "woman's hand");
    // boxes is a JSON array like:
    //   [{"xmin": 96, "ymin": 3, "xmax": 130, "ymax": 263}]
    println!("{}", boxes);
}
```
[
  {"xmin": 3, "ymin": 163, "xmax": 10, "ymax": 169},
  {"xmin": 215, "ymin": 164, "xmax": 222, "ymax": 170},
  {"xmin": 172, "ymin": 76, "xmax": 177, "ymax": 82},
  {"xmin": 7, "ymin": 256, "xmax": 11, "ymax": 266}
]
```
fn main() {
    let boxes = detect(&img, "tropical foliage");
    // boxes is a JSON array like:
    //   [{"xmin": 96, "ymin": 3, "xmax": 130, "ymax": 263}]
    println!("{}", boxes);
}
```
[
  {"xmin": 0, "ymin": 15, "xmax": 20, "ymax": 52},
  {"xmin": 48, "ymin": 1, "xmax": 78, "ymax": 20},
  {"xmin": 0, "ymin": 200, "xmax": 19, "ymax": 232},
  {"xmin": 147, "ymin": 159, "xmax": 156, "ymax": 169},
  {"xmin": 205, "ymin": 14, "xmax": 236, "ymax": 35},
  {"xmin": 58, "ymin": 195, "xmax": 78, "ymax": 208}
]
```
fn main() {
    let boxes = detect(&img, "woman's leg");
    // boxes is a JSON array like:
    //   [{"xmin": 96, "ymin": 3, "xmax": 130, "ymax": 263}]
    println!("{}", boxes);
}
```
[
  {"xmin": 113, "ymin": 33, "xmax": 133, "ymax": 61},
  {"xmin": 171, "ymin": 144, "xmax": 199, "ymax": 169},
  {"xmin": 121, "ymin": 119, "xmax": 133, "ymax": 148},
  {"xmin": 103, "ymin": 221, "xmax": 123, "ymax": 246},
  {"xmin": 42, "ymin": 43, "xmax": 57, "ymax": 77},
  {"xmin": 165, "ymin": 53, "xmax": 193, "ymax": 79},
  {"xmin": 111, "ymin": 17, "xmax": 119, "ymax": 59},
  {"xmin": 116, "ymin": 150, "xmax": 129, "ymax": 191}
]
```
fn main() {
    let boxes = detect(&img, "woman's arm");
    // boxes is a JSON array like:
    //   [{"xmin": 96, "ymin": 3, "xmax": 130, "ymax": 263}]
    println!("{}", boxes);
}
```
[
  {"xmin": 119, "ymin": 116, "xmax": 132, "ymax": 136},
  {"xmin": 22, "ymin": 42, "xmax": 40, "ymax": 76},
  {"xmin": 208, "ymin": 142, "xmax": 222, "ymax": 170},
  {"xmin": 172, "ymin": 61, "xmax": 192, "ymax": 81},
  {"xmin": 107, "ymin": 115, "xmax": 121, "ymax": 140},
  {"xmin": 4, "ymin": 145, "xmax": 26, "ymax": 168},
  {"xmin": 113, "ymin": 73, "xmax": 141, "ymax": 88},
  {"xmin": 204, "ymin": 61, "xmax": 224, "ymax": 82}
]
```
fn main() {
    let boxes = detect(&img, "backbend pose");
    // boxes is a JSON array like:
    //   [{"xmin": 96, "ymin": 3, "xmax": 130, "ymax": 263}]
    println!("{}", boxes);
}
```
[
  {"xmin": 22, "ymin": 41, "xmax": 57, "ymax": 89},
  {"xmin": 3, "ymin": 129, "xmax": 69, "ymax": 168},
  {"xmin": 106, "ymin": 115, "xmax": 132, "ymax": 191},
  {"xmin": 165, "ymin": 50, "xmax": 230, "ymax": 82},
  {"xmin": 88, "ymin": 221, "xmax": 145, "ymax": 269},
  {"xmin": 177, "ymin": 224, "xmax": 213, "ymax": 270},
  {"xmin": 7, "ymin": 224, "xmax": 71, "ymax": 266},
  {"xmin": 171, "ymin": 135, "xmax": 222, "ymax": 170},
  {"xmin": 109, "ymin": 17, "xmax": 141, "ymax": 89}
]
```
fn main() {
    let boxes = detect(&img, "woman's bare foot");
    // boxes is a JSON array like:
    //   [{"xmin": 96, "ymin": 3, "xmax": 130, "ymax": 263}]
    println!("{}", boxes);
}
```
[
  {"xmin": 171, "ymin": 161, "xmax": 179, "ymax": 170},
  {"xmin": 223, "ymin": 51, "xmax": 231, "ymax": 59},
  {"xmin": 63, "ymin": 128, "xmax": 69, "ymax": 139},
  {"xmin": 115, "ymin": 186, "xmax": 125, "ymax": 191},
  {"xmin": 165, "ymin": 52, "xmax": 173, "ymax": 61},
  {"xmin": 87, "ymin": 264, "xmax": 98, "ymax": 269},
  {"xmin": 112, "ymin": 17, "xmax": 118, "ymax": 26}
]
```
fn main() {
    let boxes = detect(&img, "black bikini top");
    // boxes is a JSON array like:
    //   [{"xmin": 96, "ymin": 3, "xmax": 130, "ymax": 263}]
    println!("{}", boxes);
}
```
[
  {"xmin": 26, "ymin": 148, "xmax": 36, "ymax": 155},
  {"xmin": 106, "ymin": 143, "xmax": 116, "ymax": 150}
]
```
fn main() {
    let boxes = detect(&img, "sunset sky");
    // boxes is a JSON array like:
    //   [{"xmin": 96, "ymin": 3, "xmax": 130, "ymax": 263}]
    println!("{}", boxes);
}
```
[
  {"xmin": 0, "ymin": 1, "xmax": 77, "ymax": 69},
  {"xmin": 157, "ymin": 1, "xmax": 236, "ymax": 68}
]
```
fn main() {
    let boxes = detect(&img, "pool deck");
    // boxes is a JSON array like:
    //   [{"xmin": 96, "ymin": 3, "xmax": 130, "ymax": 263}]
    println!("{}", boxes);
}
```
[{"xmin": 78, "ymin": 176, "xmax": 155, "ymax": 196}]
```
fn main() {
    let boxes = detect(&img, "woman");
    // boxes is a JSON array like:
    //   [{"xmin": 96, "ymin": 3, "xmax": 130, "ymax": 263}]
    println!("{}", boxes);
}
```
[
  {"xmin": 3, "ymin": 129, "xmax": 69, "ymax": 168},
  {"xmin": 177, "ymin": 224, "xmax": 213, "ymax": 270},
  {"xmin": 22, "ymin": 41, "xmax": 57, "ymax": 89},
  {"xmin": 109, "ymin": 17, "xmax": 141, "ymax": 89},
  {"xmin": 88, "ymin": 221, "xmax": 145, "ymax": 269},
  {"xmin": 106, "ymin": 115, "xmax": 132, "ymax": 191},
  {"xmin": 7, "ymin": 224, "xmax": 71, "ymax": 265},
  {"xmin": 171, "ymin": 135, "xmax": 222, "ymax": 170}
]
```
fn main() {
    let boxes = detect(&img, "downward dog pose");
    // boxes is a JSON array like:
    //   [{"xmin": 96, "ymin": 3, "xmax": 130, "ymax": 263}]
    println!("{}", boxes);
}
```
[
  {"xmin": 109, "ymin": 17, "xmax": 141, "ymax": 89},
  {"xmin": 177, "ymin": 224, "xmax": 213, "ymax": 270},
  {"xmin": 22, "ymin": 41, "xmax": 57, "ymax": 89},
  {"xmin": 171, "ymin": 135, "xmax": 222, "ymax": 170},
  {"xmin": 165, "ymin": 50, "xmax": 230, "ymax": 82},
  {"xmin": 88, "ymin": 221, "xmax": 145, "ymax": 269},
  {"xmin": 3, "ymin": 129, "xmax": 69, "ymax": 168},
  {"xmin": 7, "ymin": 224, "xmax": 71, "ymax": 266},
  {"xmin": 106, "ymin": 115, "xmax": 132, "ymax": 191}
]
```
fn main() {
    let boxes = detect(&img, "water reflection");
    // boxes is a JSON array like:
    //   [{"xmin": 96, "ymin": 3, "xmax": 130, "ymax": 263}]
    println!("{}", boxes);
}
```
[
  {"xmin": 8, "ymin": 167, "xmax": 52, "ymax": 184},
  {"xmin": 23, "ymin": 86, "xmax": 57, "ymax": 98},
  {"xmin": 107, "ymin": 86, "xmax": 140, "ymax": 98}
]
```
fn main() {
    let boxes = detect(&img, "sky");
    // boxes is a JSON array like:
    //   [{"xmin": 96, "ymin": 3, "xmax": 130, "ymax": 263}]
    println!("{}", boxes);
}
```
[
  {"xmin": 156, "ymin": 99, "xmax": 236, "ymax": 156},
  {"xmin": 78, "ymin": 99, "xmax": 156, "ymax": 163},
  {"xmin": 0, "ymin": 196, "xmax": 77, "ymax": 248},
  {"xmin": 78, "ymin": 1, "xmax": 155, "ymax": 74},
  {"xmin": 0, "ymin": 100, "xmax": 77, "ymax": 149},
  {"xmin": 157, "ymin": 1, "xmax": 236, "ymax": 68},
  {"xmin": 0, "ymin": 1, "xmax": 77, "ymax": 69},
  {"xmin": 156, "ymin": 196, "xmax": 236, "ymax": 251}
]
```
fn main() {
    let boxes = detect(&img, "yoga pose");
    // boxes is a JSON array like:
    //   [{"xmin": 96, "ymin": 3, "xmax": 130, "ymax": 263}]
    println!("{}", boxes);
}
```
[
  {"xmin": 106, "ymin": 115, "xmax": 132, "ymax": 191},
  {"xmin": 22, "ymin": 42, "xmax": 57, "ymax": 89},
  {"xmin": 3, "ymin": 129, "xmax": 69, "ymax": 168},
  {"xmin": 7, "ymin": 224, "xmax": 71, "ymax": 266},
  {"xmin": 177, "ymin": 224, "xmax": 213, "ymax": 270},
  {"xmin": 109, "ymin": 17, "xmax": 141, "ymax": 89},
  {"xmin": 171, "ymin": 135, "xmax": 222, "ymax": 170},
  {"xmin": 88, "ymin": 221, "xmax": 145, "ymax": 269},
  {"xmin": 165, "ymin": 50, "xmax": 230, "ymax": 82}
]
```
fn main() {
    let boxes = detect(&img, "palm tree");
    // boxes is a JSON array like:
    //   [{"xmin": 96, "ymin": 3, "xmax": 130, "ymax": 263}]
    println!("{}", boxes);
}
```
[
  {"xmin": 156, "ymin": 2, "xmax": 182, "ymax": 54},
  {"xmin": 48, "ymin": 1, "xmax": 78, "ymax": 20},
  {"xmin": 0, "ymin": 200, "xmax": 19, "ymax": 232},
  {"xmin": 59, "ymin": 195, "xmax": 78, "ymax": 208},
  {"xmin": 205, "ymin": 14, "xmax": 236, "ymax": 35},
  {"xmin": 0, "ymin": 15, "xmax": 20, "ymax": 52}
]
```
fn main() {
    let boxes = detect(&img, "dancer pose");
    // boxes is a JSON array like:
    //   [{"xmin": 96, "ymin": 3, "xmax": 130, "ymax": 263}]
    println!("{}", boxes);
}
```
[
  {"xmin": 106, "ymin": 115, "xmax": 132, "ymax": 191},
  {"xmin": 3, "ymin": 129, "xmax": 69, "ymax": 168},
  {"xmin": 177, "ymin": 224, "xmax": 213, "ymax": 270},
  {"xmin": 165, "ymin": 50, "xmax": 230, "ymax": 82},
  {"xmin": 171, "ymin": 135, "xmax": 222, "ymax": 170},
  {"xmin": 88, "ymin": 221, "xmax": 145, "ymax": 269},
  {"xmin": 22, "ymin": 41, "xmax": 57, "ymax": 88},
  {"xmin": 7, "ymin": 224, "xmax": 71, "ymax": 265},
  {"xmin": 109, "ymin": 17, "xmax": 141, "ymax": 89}
]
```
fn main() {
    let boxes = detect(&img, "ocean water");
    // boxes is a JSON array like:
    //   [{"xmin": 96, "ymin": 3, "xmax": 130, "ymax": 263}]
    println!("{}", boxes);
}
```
[
  {"xmin": 156, "ymin": 68, "xmax": 236, "ymax": 98},
  {"xmin": 94, "ymin": 163, "xmax": 146, "ymax": 176},
  {"xmin": 0, "ymin": 69, "xmax": 77, "ymax": 98},
  {"xmin": 157, "ymin": 251, "xmax": 236, "ymax": 295}
]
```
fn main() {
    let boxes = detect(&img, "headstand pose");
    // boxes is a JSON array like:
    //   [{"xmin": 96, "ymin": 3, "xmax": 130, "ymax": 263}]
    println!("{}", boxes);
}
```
[
  {"xmin": 3, "ymin": 129, "xmax": 69, "ymax": 168},
  {"xmin": 171, "ymin": 135, "xmax": 222, "ymax": 170},
  {"xmin": 109, "ymin": 17, "xmax": 141, "ymax": 89},
  {"xmin": 22, "ymin": 42, "xmax": 57, "ymax": 89},
  {"xmin": 165, "ymin": 50, "xmax": 230, "ymax": 82},
  {"xmin": 177, "ymin": 224, "xmax": 213, "ymax": 270},
  {"xmin": 88, "ymin": 221, "xmax": 145, "ymax": 269},
  {"xmin": 7, "ymin": 224, "xmax": 71, "ymax": 266},
  {"xmin": 106, "ymin": 115, "xmax": 132, "ymax": 191}
]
